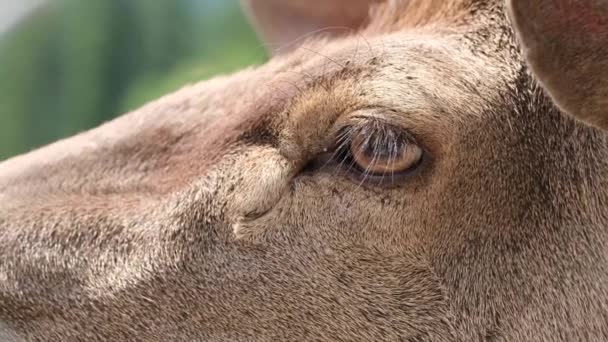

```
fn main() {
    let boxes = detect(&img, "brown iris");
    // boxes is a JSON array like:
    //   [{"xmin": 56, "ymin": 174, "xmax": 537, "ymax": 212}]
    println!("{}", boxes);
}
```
[{"xmin": 349, "ymin": 126, "xmax": 422, "ymax": 176}]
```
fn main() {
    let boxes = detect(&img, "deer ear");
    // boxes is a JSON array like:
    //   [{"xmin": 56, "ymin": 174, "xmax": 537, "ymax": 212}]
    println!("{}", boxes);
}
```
[
  {"xmin": 508, "ymin": 0, "xmax": 608, "ymax": 130},
  {"xmin": 241, "ymin": 0, "xmax": 381, "ymax": 54}
]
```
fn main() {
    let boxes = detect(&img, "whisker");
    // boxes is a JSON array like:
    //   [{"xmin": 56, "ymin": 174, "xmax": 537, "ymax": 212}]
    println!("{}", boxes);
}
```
[
  {"xmin": 356, "ymin": 133, "xmax": 381, "ymax": 190},
  {"xmin": 265, "ymin": 26, "xmax": 356, "ymax": 54},
  {"xmin": 355, "ymin": 31, "xmax": 378, "ymax": 61},
  {"xmin": 390, "ymin": 140, "xmax": 397, "ymax": 185},
  {"xmin": 322, "ymin": 132, "xmax": 351, "ymax": 172},
  {"xmin": 298, "ymin": 46, "xmax": 347, "ymax": 69},
  {"xmin": 283, "ymin": 70, "xmax": 331, "ymax": 93}
]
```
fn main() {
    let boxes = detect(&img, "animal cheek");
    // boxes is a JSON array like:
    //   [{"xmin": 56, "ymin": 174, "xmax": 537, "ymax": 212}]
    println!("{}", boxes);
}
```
[{"xmin": 225, "ymin": 148, "xmax": 294, "ymax": 235}]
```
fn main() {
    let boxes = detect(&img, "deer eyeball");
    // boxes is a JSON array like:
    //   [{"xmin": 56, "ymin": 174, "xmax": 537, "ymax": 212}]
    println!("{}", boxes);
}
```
[{"xmin": 350, "ymin": 128, "xmax": 423, "ymax": 176}]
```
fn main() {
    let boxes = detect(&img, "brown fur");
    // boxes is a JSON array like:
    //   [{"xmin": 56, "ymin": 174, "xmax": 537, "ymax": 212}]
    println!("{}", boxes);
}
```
[
  {"xmin": 1, "ymin": 0, "xmax": 607, "ymax": 341},
  {"xmin": 507, "ymin": 0, "xmax": 608, "ymax": 129}
]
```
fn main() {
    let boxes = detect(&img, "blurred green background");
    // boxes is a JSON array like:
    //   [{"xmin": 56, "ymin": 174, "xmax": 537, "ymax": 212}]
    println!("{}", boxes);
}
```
[{"xmin": 0, "ymin": 0, "xmax": 266, "ymax": 161}]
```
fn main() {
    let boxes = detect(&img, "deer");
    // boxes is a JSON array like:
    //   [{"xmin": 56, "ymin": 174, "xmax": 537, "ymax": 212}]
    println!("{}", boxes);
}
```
[{"xmin": 1, "ymin": 0, "xmax": 607, "ymax": 340}]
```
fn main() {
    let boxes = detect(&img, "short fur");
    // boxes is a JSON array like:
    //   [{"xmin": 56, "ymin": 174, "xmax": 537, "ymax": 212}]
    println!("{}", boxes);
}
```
[
  {"xmin": 508, "ymin": 0, "xmax": 608, "ymax": 130},
  {"xmin": 1, "ymin": 0, "xmax": 607, "ymax": 341}
]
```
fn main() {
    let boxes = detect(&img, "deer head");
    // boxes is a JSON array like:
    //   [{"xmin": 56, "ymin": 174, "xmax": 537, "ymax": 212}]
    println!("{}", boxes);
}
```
[{"xmin": 1, "ymin": 0, "xmax": 607, "ymax": 341}]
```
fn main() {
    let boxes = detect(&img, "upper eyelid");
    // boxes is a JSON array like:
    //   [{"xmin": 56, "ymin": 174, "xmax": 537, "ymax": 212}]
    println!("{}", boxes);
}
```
[
  {"xmin": 334, "ymin": 107, "xmax": 412, "ymax": 131},
  {"xmin": 320, "ymin": 107, "xmax": 425, "ymax": 156},
  {"xmin": 330, "ymin": 118, "xmax": 415, "ymax": 145}
]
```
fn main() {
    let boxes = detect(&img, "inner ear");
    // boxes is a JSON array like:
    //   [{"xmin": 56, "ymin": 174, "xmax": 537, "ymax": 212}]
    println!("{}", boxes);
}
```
[
  {"xmin": 508, "ymin": 0, "xmax": 608, "ymax": 130},
  {"xmin": 241, "ymin": 0, "xmax": 382, "ymax": 54}
]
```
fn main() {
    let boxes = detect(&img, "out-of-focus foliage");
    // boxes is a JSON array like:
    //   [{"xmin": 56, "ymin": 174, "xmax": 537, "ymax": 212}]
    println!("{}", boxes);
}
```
[{"xmin": 0, "ymin": 0, "xmax": 266, "ymax": 160}]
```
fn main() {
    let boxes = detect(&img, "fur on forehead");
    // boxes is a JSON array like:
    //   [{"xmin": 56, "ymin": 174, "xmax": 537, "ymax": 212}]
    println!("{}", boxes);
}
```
[{"xmin": 365, "ymin": 0, "xmax": 501, "ymax": 32}]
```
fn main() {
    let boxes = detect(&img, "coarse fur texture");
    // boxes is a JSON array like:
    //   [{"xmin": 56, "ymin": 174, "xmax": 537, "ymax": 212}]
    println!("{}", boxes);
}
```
[{"xmin": 1, "ymin": 0, "xmax": 607, "ymax": 341}]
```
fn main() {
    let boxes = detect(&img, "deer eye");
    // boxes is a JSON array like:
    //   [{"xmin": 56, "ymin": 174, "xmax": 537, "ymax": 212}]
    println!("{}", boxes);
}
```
[
  {"xmin": 302, "ymin": 122, "xmax": 425, "ymax": 184},
  {"xmin": 349, "ymin": 128, "xmax": 423, "ymax": 176}
]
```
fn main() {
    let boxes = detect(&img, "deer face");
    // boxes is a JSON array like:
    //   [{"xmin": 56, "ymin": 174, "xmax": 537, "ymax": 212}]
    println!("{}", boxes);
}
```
[{"xmin": 1, "ymin": 0, "xmax": 607, "ymax": 341}]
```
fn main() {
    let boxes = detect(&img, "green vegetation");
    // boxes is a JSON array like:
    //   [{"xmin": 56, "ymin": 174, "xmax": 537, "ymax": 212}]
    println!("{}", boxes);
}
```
[{"xmin": 0, "ymin": 0, "xmax": 266, "ymax": 160}]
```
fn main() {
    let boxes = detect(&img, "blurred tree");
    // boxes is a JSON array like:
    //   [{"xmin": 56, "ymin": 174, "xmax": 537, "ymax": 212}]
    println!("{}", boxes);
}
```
[{"xmin": 0, "ymin": 0, "xmax": 266, "ymax": 160}]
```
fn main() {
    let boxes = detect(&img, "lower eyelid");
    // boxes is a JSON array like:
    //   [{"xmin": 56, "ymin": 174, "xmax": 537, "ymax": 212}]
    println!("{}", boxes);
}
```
[{"xmin": 347, "ymin": 153, "xmax": 427, "ymax": 186}]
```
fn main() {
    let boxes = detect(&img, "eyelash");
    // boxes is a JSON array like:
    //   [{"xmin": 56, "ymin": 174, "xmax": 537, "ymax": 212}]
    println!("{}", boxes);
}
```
[{"xmin": 328, "ymin": 121, "xmax": 422, "ymax": 180}]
